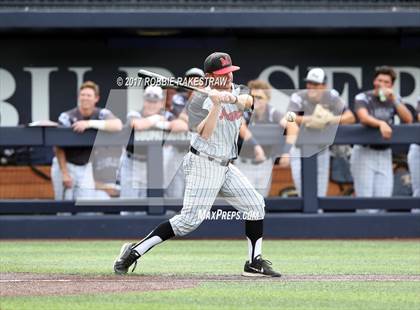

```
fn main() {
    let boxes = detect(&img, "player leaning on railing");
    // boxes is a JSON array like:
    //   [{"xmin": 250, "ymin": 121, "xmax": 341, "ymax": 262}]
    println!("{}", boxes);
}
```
[
  {"xmin": 350, "ymin": 66, "xmax": 412, "ymax": 198},
  {"xmin": 51, "ymin": 81, "xmax": 122, "ymax": 200}
]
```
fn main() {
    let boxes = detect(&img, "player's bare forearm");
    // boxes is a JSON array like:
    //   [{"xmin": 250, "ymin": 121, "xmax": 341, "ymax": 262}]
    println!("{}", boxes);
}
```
[
  {"xmin": 54, "ymin": 147, "xmax": 69, "ymax": 175},
  {"xmin": 132, "ymin": 119, "xmax": 150, "ymax": 131},
  {"xmin": 132, "ymin": 116, "xmax": 161, "ymax": 131},
  {"xmin": 395, "ymin": 104, "xmax": 413, "ymax": 123},
  {"xmin": 356, "ymin": 108, "xmax": 384, "ymax": 128},
  {"xmin": 337, "ymin": 110, "xmax": 356, "ymax": 125},
  {"xmin": 169, "ymin": 119, "xmax": 189, "ymax": 132},
  {"xmin": 197, "ymin": 103, "xmax": 222, "ymax": 140},
  {"xmin": 239, "ymin": 122, "xmax": 252, "ymax": 140},
  {"xmin": 79, "ymin": 119, "xmax": 122, "ymax": 132},
  {"xmin": 285, "ymin": 121, "xmax": 299, "ymax": 144}
]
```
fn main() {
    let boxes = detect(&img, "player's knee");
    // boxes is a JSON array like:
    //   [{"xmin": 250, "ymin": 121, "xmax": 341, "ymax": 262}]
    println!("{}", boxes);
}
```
[
  {"xmin": 169, "ymin": 216, "xmax": 203, "ymax": 237},
  {"xmin": 253, "ymin": 192, "xmax": 266, "ymax": 219},
  {"xmin": 173, "ymin": 222, "xmax": 201, "ymax": 237}
]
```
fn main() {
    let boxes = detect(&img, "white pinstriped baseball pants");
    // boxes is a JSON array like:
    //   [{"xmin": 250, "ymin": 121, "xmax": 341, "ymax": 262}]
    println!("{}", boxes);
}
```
[
  {"xmin": 408, "ymin": 144, "xmax": 420, "ymax": 197},
  {"xmin": 169, "ymin": 152, "xmax": 265, "ymax": 237},
  {"xmin": 290, "ymin": 147, "xmax": 330, "ymax": 197},
  {"xmin": 350, "ymin": 145, "xmax": 393, "ymax": 197}
]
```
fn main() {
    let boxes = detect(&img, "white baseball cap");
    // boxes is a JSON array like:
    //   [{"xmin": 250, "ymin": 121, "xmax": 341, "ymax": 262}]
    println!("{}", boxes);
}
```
[
  {"xmin": 144, "ymin": 86, "xmax": 164, "ymax": 101},
  {"xmin": 185, "ymin": 67, "xmax": 205, "ymax": 78},
  {"xmin": 305, "ymin": 68, "xmax": 326, "ymax": 84}
]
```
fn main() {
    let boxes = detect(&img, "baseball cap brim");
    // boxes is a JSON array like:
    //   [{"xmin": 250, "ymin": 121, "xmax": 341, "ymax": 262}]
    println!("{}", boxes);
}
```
[
  {"xmin": 212, "ymin": 65, "xmax": 240, "ymax": 75},
  {"xmin": 304, "ymin": 78, "xmax": 323, "ymax": 84},
  {"xmin": 144, "ymin": 94, "xmax": 163, "ymax": 102}
]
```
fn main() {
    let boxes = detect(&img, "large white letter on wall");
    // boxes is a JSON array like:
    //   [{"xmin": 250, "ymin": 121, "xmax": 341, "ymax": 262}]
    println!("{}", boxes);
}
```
[
  {"xmin": 0, "ymin": 68, "xmax": 18, "ymax": 126},
  {"xmin": 24, "ymin": 67, "xmax": 58, "ymax": 122},
  {"xmin": 68, "ymin": 67, "xmax": 92, "ymax": 93}
]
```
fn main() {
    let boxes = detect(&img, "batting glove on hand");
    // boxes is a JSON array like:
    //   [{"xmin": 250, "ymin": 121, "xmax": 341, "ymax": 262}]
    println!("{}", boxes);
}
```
[
  {"xmin": 209, "ymin": 89, "xmax": 222, "ymax": 105},
  {"xmin": 219, "ymin": 91, "xmax": 237, "ymax": 104}
]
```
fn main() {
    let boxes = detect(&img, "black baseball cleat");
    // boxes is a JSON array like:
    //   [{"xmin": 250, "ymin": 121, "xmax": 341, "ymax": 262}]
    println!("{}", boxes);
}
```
[
  {"xmin": 114, "ymin": 242, "xmax": 141, "ymax": 275},
  {"xmin": 242, "ymin": 255, "xmax": 281, "ymax": 277}
]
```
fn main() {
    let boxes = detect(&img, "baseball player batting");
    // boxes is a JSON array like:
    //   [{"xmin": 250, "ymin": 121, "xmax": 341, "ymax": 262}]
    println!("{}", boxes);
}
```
[{"xmin": 114, "ymin": 52, "xmax": 281, "ymax": 277}]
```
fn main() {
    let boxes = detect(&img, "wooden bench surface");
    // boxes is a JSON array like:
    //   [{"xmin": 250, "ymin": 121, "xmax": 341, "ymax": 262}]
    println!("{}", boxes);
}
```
[
  {"xmin": 0, "ymin": 166, "xmax": 54, "ymax": 199},
  {"xmin": 0, "ymin": 165, "xmax": 343, "ymax": 199}
]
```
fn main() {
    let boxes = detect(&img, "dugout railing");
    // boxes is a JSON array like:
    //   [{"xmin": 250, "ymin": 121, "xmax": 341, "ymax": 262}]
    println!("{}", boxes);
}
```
[
  {"xmin": 1, "ymin": 124, "xmax": 420, "ymax": 238},
  {"xmin": 0, "ymin": 124, "xmax": 419, "ymax": 215}
]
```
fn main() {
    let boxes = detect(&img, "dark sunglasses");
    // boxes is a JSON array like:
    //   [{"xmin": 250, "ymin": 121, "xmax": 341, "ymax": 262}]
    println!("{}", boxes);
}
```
[{"xmin": 144, "ymin": 94, "xmax": 161, "ymax": 102}]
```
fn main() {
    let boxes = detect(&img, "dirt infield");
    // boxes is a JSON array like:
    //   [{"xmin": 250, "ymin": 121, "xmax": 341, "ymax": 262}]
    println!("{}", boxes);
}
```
[{"xmin": 1, "ymin": 273, "xmax": 419, "ymax": 297}]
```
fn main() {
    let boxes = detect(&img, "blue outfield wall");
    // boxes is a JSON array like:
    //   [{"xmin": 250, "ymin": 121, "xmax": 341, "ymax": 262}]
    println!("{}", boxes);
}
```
[{"xmin": 1, "ymin": 214, "xmax": 419, "ymax": 239}]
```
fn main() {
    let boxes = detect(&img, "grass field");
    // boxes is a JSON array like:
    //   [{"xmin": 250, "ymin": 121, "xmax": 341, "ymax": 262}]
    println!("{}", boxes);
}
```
[{"xmin": 1, "ymin": 240, "xmax": 419, "ymax": 309}]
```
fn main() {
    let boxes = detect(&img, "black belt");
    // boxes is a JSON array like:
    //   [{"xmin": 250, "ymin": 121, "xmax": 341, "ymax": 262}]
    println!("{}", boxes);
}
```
[
  {"xmin": 67, "ymin": 160, "xmax": 89, "ymax": 166},
  {"xmin": 240, "ymin": 157, "xmax": 266, "ymax": 165},
  {"xmin": 190, "ymin": 146, "xmax": 234, "ymax": 167},
  {"xmin": 362, "ymin": 144, "xmax": 390, "ymax": 151}
]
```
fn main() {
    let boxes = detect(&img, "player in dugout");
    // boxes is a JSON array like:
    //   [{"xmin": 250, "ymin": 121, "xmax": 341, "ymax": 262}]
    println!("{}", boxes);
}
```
[
  {"xmin": 51, "ymin": 81, "xmax": 123, "ymax": 200},
  {"xmin": 282, "ymin": 68, "xmax": 355, "ymax": 197}
]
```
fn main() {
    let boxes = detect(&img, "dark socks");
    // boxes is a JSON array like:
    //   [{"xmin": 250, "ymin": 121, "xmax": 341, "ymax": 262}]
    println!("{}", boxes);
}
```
[
  {"xmin": 245, "ymin": 219, "xmax": 263, "ymax": 262},
  {"xmin": 132, "ymin": 221, "xmax": 175, "ymax": 256}
]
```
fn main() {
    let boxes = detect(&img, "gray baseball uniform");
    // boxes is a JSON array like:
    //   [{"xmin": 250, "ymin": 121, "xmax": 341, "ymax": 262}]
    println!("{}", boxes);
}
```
[
  {"xmin": 51, "ymin": 107, "xmax": 115, "ymax": 200},
  {"xmin": 119, "ymin": 109, "xmax": 174, "ymax": 198},
  {"xmin": 407, "ymin": 97, "xmax": 420, "ymax": 197},
  {"xmin": 235, "ymin": 105, "xmax": 283, "ymax": 197},
  {"xmin": 350, "ymin": 90, "xmax": 398, "ymax": 197},
  {"xmin": 164, "ymin": 92, "xmax": 191, "ymax": 198},
  {"xmin": 288, "ymin": 89, "xmax": 347, "ymax": 197},
  {"xmin": 169, "ymin": 84, "xmax": 265, "ymax": 236}
]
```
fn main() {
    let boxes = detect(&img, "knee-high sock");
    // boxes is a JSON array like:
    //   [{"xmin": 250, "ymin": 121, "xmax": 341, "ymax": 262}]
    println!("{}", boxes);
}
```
[
  {"xmin": 245, "ymin": 220, "xmax": 263, "ymax": 262},
  {"xmin": 132, "ymin": 221, "xmax": 175, "ymax": 256}
]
